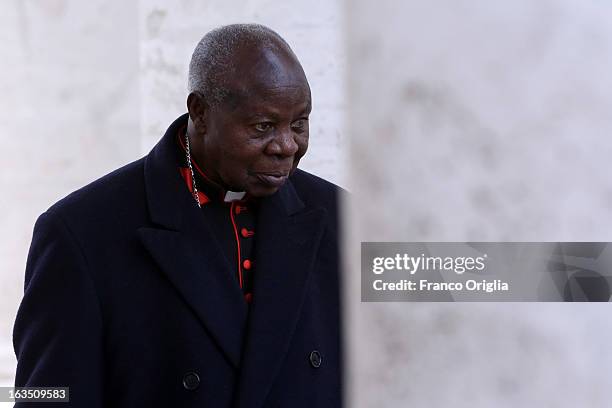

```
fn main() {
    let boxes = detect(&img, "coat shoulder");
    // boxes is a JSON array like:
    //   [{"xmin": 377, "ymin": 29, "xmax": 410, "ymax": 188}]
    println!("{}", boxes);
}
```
[
  {"xmin": 289, "ymin": 168, "xmax": 346, "ymax": 212},
  {"xmin": 44, "ymin": 158, "xmax": 146, "ymax": 226}
]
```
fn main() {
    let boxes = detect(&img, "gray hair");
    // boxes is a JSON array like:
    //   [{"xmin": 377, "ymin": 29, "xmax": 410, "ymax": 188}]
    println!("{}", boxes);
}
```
[{"xmin": 188, "ymin": 24, "xmax": 292, "ymax": 106}]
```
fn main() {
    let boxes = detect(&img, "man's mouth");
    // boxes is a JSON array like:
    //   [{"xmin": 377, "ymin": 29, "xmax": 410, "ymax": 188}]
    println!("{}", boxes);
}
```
[{"xmin": 254, "ymin": 172, "xmax": 289, "ymax": 187}]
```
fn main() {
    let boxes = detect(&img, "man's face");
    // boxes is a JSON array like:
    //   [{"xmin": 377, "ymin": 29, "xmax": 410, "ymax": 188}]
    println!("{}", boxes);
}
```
[{"xmin": 191, "ymin": 46, "xmax": 311, "ymax": 197}]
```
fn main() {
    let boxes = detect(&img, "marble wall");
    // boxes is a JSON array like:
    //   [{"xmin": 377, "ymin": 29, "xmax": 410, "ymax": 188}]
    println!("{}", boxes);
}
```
[{"xmin": 346, "ymin": 1, "xmax": 612, "ymax": 407}]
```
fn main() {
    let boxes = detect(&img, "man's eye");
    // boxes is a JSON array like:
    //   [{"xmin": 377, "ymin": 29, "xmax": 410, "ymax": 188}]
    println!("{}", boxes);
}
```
[
  {"xmin": 291, "ymin": 119, "xmax": 308, "ymax": 131},
  {"xmin": 254, "ymin": 123, "xmax": 272, "ymax": 132}
]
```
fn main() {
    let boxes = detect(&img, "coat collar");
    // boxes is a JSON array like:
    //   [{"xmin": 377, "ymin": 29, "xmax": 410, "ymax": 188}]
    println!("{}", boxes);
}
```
[
  {"xmin": 138, "ymin": 114, "xmax": 246, "ymax": 368},
  {"xmin": 137, "ymin": 114, "xmax": 326, "ymax": 398}
]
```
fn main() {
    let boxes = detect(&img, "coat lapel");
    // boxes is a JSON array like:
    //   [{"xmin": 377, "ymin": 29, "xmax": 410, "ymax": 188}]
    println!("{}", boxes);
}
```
[
  {"xmin": 137, "ymin": 114, "xmax": 248, "ymax": 369},
  {"xmin": 236, "ymin": 182, "xmax": 327, "ymax": 408}
]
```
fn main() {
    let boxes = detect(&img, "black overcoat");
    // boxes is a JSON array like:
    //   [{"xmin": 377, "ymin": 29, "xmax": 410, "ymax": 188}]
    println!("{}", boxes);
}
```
[{"xmin": 13, "ymin": 114, "xmax": 343, "ymax": 407}]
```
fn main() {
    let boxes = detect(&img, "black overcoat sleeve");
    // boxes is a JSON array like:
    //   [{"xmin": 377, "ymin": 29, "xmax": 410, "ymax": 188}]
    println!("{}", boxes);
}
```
[{"xmin": 13, "ymin": 211, "xmax": 104, "ymax": 407}]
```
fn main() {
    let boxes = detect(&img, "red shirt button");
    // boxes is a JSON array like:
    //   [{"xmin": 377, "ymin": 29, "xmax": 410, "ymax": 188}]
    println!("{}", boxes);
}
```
[
  {"xmin": 244, "ymin": 293, "xmax": 253, "ymax": 303},
  {"xmin": 241, "ymin": 228, "xmax": 254, "ymax": 238},
  {"xmin": 243, "ymin": 259, "xmax": 252, "ymax": 270}
]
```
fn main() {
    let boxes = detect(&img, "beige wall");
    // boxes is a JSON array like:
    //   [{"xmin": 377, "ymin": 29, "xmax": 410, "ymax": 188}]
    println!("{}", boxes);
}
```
[{"xmin": 346, "ymin": 1, "xmax": 612, "ymax": 407}]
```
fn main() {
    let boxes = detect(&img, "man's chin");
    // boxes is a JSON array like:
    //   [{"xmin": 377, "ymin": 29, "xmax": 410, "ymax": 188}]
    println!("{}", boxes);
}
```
[
  {"xmin": 246, "ymin": 180, "xmax": 287, "ymax": 198},
  {"xmin": 244, "ymin": 173, "xmax": 291, "ymax": 197}
]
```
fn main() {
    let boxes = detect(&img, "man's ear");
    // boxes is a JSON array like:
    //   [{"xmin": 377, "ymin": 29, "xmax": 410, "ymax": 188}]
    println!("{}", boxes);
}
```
[{"xmin": 187, "ymin": 92, "xmax": 208, "ymax": 134}]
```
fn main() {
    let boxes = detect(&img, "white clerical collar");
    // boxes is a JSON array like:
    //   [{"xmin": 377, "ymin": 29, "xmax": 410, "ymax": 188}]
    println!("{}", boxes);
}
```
[{"xmin": 223, "ymin": 191, "xmax": 246, "ymax": 202}]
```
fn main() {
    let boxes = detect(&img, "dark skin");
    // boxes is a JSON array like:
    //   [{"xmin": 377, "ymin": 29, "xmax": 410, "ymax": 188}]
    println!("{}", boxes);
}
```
[{"xmin": 186, "ymin": 41, "xmax": 312, "ymax": 197}]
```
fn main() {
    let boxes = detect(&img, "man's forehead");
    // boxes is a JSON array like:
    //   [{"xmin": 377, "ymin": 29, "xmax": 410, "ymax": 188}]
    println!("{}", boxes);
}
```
[
  {"xmin": 222, "ymin": 84, "xmax": 311, "ymax": 118},
  {"xmin": 218, "ymin": 45, "xmax": 311, "ymax": 113},
  {"xmin": 225, "ymin": 44, "xmax": 308, "ymax": 89}
]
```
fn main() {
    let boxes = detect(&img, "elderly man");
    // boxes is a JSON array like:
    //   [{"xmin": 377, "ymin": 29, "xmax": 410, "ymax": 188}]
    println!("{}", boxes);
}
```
[{"xmin": 13, "ymin": 24, "xmax": 342, "ymax": 407}]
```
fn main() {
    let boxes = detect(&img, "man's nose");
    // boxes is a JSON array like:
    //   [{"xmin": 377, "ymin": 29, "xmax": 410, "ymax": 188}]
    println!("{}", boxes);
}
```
[{"xmin": 266, "ymin": 128, "xmax": 299, "ymax": 157}]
